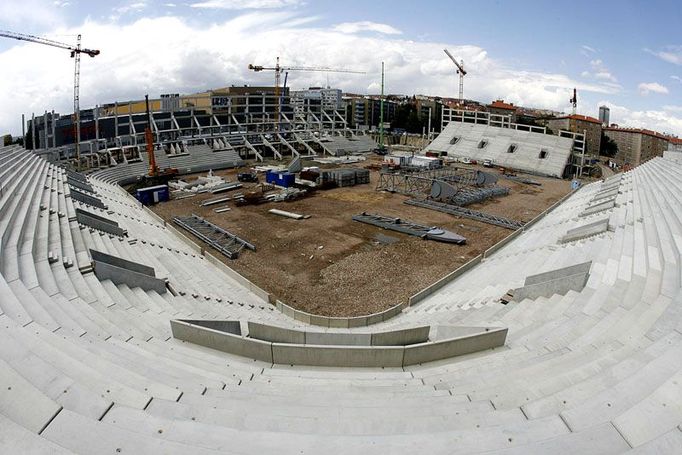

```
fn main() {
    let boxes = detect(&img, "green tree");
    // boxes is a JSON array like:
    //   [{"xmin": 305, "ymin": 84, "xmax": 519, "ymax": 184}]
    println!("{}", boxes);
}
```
[{"xmin": 599, "ymin": 132, "xmax": 618, "ymax": 157}]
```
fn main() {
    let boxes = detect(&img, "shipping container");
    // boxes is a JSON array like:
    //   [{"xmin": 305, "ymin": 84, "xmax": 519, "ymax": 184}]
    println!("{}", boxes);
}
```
[{"xmin": 136, "ymin": 184, "xmax": 169, "ymax": 205}]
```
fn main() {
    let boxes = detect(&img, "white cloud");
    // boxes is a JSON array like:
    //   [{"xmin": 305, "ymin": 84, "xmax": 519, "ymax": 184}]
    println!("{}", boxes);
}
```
[
  {"xmin": 191, "ymin": 0, "xmax": 303, "ymax": 9},
  {"xmin": 333, "ymin": 21, "xmax": 402, "ymax": 35},
  {"xmin": 0, "ymin": 0, "xmax": 66, "ymax": 28},
  {"xmin": 646, "ymin": 46, "xmax": 682, "ymax": 66},
  {"xmin": 112, "ymin": 1, "xmax": 147, "ymax": 15},
  {"xmin": 598, "ymin": 100, "xmax": 682, "ymax": 136},
  {"xmin": 53, "ymin": 0, "xmax": 71, "ymax": 7},
  {"xmin": 672, "ymin": 75, "xmax": 682, "ymax": 83},
  {"xmin": 582, "ymin": 58, "xmax": 618, "ymax": 84},
  {"xmin": 0, "ymin": 13, "xmax": 650, "ymax": 135},
  {"xmin": 638, "ymin": 82, "xmax": 669, "ymax": 95},
  {"xmin": 663, "ymin": 105, "xmax": 682, "ymax": 112},
  {"xmin": 581, "ymin": 45, "xmax": 596, "ymax": 53}
]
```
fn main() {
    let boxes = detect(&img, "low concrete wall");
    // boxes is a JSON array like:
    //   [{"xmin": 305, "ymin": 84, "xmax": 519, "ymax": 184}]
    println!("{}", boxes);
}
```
[
  {"xmin": 93, "ymin": 261, "xmax": 167, "ymax": 294},
  {"xmin": 408, "ymin": 255, "xmax": 483, "ymax": 306},
  {"xmin": 247, "ymin": 322, "xmax": 430, "ymax": 347},
  {"xmin": 560, "ymin": 219, "xmax": 609, "ymax": 243},
  {"xmin": 90, "ymin": 249, "xmax": 155, "ymax": 276},
  {"xmin": 141, "ymin": 205, "xmax": 167, "ymax": 227},
  {"xmin": 164, "ymin": 223, "xmax": 203, "ymax": 255},
  {"xmin": 276, "ymin": 300, "xmax": 407, "ymax": 329},
  {"xmin": 272, "ymin": 343, "xmax": 405, "ymax": 368},
  {"xmin": 204, "ymin": 253, "xmax": 271, "ymax": 303},
  {"xmin": 171, "ymin": 320, "xmax": 273, "ymax": 363},
  {"xmin": 513, "ymin": 272, "xmax": 589, "ymax": 302},
  {"xmin": 172, "ymin": 319, "xmax": 507, "ymax": 367},
  {"xmin": 403, "ymin": 328, "xmax": 508, "ymax": 365}
]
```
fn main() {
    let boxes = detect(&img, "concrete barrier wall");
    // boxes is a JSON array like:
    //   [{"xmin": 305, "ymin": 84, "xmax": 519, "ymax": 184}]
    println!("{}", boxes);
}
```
[
  {"xmin": 170, "ymin": 320, "xmax": 272, "ymax": 363},
  {"xmin": 247, "ymin": 322, "xmax": 430, "ymax": 347},
  {"xmin": 163, "ymin": 223, "xmax": 203, "ymax": 255},
  {"xmin": 204, "ymin": 253, "xmax": 271, "ymax": 303},
  {"xmin": 403, "ymin": 328, "xmax": 508, "ymax": 365},
  {"xmin": 272, "ymin": 343, "xmax": 405, "ymax": 368},
  {"xmin": 90, "ymin": 249, "xmax": 155, "ymax": 276},
  {"xmin": 93, "ymin": 261, "xmax": 167, "ymax": 294},
  {"xmin": 172, "ymin": 320, "xmax": 507, "ymax": 367},
  {"xmin": 276, "ymin": 300, "xmax": 407, "ymax": 328},
  {"xmin": 408, "ymin": 255, "xmax": 483, "ymax": 306}
]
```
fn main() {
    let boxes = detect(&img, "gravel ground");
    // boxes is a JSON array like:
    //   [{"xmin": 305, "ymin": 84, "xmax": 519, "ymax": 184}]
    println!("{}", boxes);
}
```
[{"xmin": 149, "ymin": 158, "xmax": 571, "ymax": 317}]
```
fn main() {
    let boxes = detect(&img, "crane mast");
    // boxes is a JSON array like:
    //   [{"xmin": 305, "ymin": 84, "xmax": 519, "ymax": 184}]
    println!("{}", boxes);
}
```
[
  {"xmin": 73, "ymin": 34, "xmax": 82, "ymax": 165},
  {"xmin": 443, "ymin": 48, "xmax": 467, "ymax": 102},
  {"xmin": 248, "ymin": 57, "xmax": 365, "ymax": 131},
  {"xmin": 0, "ymin": 29, "xmax": 99, "ymax": 168}
]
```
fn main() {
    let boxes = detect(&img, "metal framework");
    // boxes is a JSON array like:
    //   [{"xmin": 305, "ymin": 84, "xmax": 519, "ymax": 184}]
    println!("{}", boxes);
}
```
[
  {"xmin": 404, "ymin": 199, "xmax": 525, "ymax": 230},
  {"xmin": 352, "ymin": 212, "xmax": 466, "ymax": 244},
  {"xmin": 376, "ymin": 168, "xmax": 480, "ymax": 195},
  {"xmin": 173, "ymin": 215, "xmax": 255, "ymax": 259}
]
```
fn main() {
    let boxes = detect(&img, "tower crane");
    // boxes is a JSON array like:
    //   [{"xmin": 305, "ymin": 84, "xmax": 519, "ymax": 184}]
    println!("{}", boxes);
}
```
[
  {"xmin": 248, "ymin": 57, "xmax": 364, "ymax": 128},
  {"xmin": 0, "ymin": 30, "xmax": 100, "ymax": 166},
  {"xmin": 443, "ymin": 48, "xmax": 467, "ymax": 102},
  {"xmin": 569, "ymin": 88, "xmax": 577, "ymax": 115}
]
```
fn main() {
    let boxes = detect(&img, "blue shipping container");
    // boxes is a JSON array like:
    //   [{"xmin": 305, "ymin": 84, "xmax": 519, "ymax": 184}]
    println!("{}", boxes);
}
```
[
  {"xmin": 265, "ymin": 171, "xmax": 295, "ymax": 188},
  {"xmin": 136, "ymin": 184, "xmax": 169, "ymax": 205}
]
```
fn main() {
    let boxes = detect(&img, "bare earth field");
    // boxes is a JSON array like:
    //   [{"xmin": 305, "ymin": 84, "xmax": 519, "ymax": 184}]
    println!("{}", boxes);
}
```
[{"xmin": 151, "ymin": 157, "xmax": 571, "ymax": 317}]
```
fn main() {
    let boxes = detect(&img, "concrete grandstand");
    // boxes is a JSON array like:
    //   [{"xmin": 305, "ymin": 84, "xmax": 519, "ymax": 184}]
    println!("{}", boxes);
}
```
[
  {"xmin": 426, "ymin": 109, "xmax": 587, "ymax": 178},
  {"xmin": 2, "ymin": 120, "xmax": 682, "ymax": 454}
]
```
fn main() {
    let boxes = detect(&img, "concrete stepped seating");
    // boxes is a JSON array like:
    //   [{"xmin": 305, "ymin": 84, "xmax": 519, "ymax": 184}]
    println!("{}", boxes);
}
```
[
  {"xmin": 426, "ymin": 121, "xmax": 574, "ymax": 177},
  {"xmin": 2, "ymin": 146, "xmax": 682, "ymax": 452}
]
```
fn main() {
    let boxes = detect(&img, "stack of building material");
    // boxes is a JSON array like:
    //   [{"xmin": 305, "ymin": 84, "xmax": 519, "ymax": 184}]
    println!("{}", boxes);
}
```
[{"xmin": 320, "ymin": 168, "xmax": 370, "ymax": 187}]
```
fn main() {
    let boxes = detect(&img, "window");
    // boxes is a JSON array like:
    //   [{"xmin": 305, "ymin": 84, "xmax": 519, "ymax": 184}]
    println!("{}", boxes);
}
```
[
  {"xmin": 450, "ymin": 136, "xmax": 460, "ymax": 145},
  {"xmin": 507, "ymin": 144, "xmax": 517, "ymax": 153},
  {"xmin": 478, "ymin": 139, "xmax": 488, "ymax": 149},
  {"xmin": 539, "ymin": 149, "xmax": 548, "ymax": 159}
]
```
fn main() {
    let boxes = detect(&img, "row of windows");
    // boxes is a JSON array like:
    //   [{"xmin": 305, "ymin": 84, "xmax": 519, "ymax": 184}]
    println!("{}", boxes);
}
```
[{"xmin": 449, "ymin": 136, "xmax": 548, "ymax": 159}]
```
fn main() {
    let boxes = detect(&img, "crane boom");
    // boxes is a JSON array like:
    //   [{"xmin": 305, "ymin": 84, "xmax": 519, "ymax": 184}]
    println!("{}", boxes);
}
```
[
  {"xmin": 0, "ymin": 30, "xmax": 100, "ymax": 57},
  {"xmin": 248, "ymin": 57, "xmax": 365, "ymax": 133},
  {"xmin": 1, "ymin": 29, "xmax": 100, "ymax": 170},
  {"xmin": 443, "ymin": 48, "xmax": 466, "ymax": 75}
]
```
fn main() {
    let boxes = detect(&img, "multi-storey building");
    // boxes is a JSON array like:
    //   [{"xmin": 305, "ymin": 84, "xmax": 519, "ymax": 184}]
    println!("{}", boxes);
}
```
[
  {"xmin": 543, "ymin": 114, "xmax": 602, "ymax": 158},
  {"xmin": 604, "ymin": 127, "xmax": 670, "ymax": 166}
]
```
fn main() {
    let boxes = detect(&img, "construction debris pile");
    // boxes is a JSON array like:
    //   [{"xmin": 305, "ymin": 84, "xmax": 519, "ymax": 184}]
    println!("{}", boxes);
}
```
[{"xmin": 168, "ymin": 170, "xmax": 238, "ymax": 196}]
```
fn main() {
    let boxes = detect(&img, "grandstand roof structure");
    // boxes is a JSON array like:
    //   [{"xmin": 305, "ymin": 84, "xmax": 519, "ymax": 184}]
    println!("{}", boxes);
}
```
[{"xmin": 2, "ymin": 141, "xmax": 682, "ymax": 453}]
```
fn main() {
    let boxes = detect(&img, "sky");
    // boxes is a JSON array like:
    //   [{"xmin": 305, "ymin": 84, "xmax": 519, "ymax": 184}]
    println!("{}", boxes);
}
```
[{"xmin": 0, "ymin": 0, "xmax": 681, "ymax": 136}]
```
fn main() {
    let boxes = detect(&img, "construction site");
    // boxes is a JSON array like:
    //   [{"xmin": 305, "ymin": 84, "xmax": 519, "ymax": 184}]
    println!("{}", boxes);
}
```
[
  {"xmin": 4, "ymin": 16, "xmax": 682, "ymax": 454},
  {"xmin": 149, "ymin": 157, "xmax": 571, "ymax": 317}
]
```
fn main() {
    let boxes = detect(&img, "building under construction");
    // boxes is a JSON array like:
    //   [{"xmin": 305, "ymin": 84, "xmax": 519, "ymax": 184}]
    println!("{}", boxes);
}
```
[{"xmin": 27, "ymin": 85, "xmax": 377, "ymax": 171}]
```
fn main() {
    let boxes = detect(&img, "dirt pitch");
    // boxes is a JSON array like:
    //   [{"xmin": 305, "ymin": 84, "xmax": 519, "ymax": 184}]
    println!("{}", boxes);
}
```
[{"xmin": 150, "ymin": 157, "xmax": 571, "ymax": 317}]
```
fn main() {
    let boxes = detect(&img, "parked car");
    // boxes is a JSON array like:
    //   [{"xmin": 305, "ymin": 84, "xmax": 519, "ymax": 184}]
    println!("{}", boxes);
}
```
[
  {"xmin": 483, "ymin": 159, "xmax": 493, "ymax": 168},
  {"xmin": 237, "ymin": 172, "xmax": 258, "ymax": 183},
  {"xmin": 461, "ymin": 157, "xmax": 472, "ymax": 164}
]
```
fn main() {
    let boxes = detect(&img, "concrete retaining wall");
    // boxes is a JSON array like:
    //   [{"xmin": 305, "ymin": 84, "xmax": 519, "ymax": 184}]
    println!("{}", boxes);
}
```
[
  {"xmin": 408, "ymin": 255, "xmax": 483, "ymax": 306},
  {"xmin": 247, "ymin": 322, "xmax": 430, "ymax": 346},
  {"xmin": 93, "ymin": 261, "xmax": 167, "ymax": 294},
  {"xmin": 171, "ymin": 320, "xmax": 507, "ymax": 368},
  {"xmin": 275, "ymin": 300, "xmax": 407, "ymax": 328}
]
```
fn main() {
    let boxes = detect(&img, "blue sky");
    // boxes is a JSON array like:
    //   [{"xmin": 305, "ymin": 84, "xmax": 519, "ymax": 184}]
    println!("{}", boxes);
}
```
[{"xmin": 0, "ymin": 0, "xmax": 680, "ymax": 135}]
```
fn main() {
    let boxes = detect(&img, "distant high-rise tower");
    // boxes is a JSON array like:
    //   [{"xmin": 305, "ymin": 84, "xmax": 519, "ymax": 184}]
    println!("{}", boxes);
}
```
[{"xmin": 599, "ymin": 105, "xmax": 610, "ymax": 126}]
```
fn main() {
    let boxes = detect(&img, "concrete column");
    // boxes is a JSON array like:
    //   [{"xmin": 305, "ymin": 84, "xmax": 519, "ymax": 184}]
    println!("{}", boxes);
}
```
[
  {"xmin": 31, "ymin": 113, "xmax": 36, "ymax": 151},
  {"xmin": 51, "ymin": 110, "xmax": 56, "ymax": 148},
  {"xmin": 21, "ymin": 114, "xmax": 25, "ymax": 143},
  {"xmin": 43, "ymin": 110, "xmax": 48, "ymax": 150},
  {"xmin": 95, "ymin": 104, "xmax": 99, "ymax": 143},
  {"xmin": 114, "ymin": 102, "xmax": 119, "ymax": 137}
]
